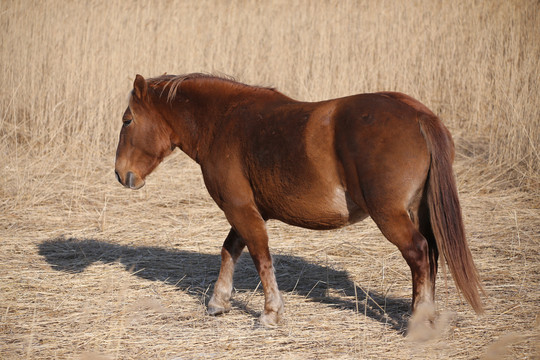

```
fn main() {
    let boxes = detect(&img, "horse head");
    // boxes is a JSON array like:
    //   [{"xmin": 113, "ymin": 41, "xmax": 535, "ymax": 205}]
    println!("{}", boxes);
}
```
[{"xmin": 115, "ymin": 75, "xmax": 175, "ymax": 189}]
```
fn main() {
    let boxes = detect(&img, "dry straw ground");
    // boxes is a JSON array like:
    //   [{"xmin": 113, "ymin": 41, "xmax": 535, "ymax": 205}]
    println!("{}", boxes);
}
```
[{"xmin": 1, "ymin": 0, "xmax": 539, "ymax": 359}]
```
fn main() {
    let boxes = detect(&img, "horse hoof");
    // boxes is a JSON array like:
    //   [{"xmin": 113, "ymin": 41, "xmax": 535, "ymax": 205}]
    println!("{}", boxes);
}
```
[
  {"xmin": 208, "ymin": 305, "xmax": 231, "ymax": 316},
  {"xmin": 407, "ymin": 303, "xmax": 438, "ymax": 342},
  {"xmin": 259, "ymin": 311, "xmax": 280, "ymax": 327},
  {"xmin": 207, "ymin": 297, "xmax": 231, "ymax": 316}
]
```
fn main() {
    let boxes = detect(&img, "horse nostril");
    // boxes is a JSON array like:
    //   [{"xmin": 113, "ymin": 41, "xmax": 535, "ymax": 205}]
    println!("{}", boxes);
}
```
[{"xmin": 115, "ymin": 171, "xmax": 122, "ymax": 184}]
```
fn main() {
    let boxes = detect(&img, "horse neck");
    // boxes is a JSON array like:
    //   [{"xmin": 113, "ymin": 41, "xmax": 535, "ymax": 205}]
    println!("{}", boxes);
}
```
[
  {"xmin": 159, "ymin": 78, "xmax": 288, "ymax": 163},
  {"xmin": 151, "ymin": 79, "xmax": 226, "ymax": 162}
]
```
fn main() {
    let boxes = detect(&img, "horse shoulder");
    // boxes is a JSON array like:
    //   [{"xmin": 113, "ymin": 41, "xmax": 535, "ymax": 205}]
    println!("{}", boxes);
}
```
[{"xmin": 200, "ymin": 140, "xmax": 256, "ymax": 213}]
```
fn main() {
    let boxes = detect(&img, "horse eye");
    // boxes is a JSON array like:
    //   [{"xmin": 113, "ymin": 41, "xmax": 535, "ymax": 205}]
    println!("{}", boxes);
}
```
[{"xmin": 123, "ymin": 119, "xmax": 132, "ymax": 127}]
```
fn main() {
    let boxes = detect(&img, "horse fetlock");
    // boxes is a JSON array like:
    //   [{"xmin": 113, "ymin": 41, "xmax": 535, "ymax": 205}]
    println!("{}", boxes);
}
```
[
  {"xmin": 412, "ymin": 301, "xmax": 436, "ymax": 322},
  {"xmin": 259, "ymin": 293, "xmax": 284, "ymax": 326}
]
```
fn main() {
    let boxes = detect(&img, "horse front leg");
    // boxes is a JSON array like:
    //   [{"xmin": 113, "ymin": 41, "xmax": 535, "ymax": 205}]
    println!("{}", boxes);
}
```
[
  {"xmin": 224, "ymin": 205, "xmax": 284, "ymax": 326},
  {"xmin": 208, "ymin": 228, "xmax": 245, "ymax": 315},
  {"xmin": 246, "ymin": 235, "xmax": 284, "ymax": 326}
]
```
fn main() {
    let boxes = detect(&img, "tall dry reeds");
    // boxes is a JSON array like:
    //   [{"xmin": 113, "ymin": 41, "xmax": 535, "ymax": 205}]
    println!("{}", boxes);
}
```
[{"xmin": 1, "ymin": 1, "xmax": 538, "ymax": 191}]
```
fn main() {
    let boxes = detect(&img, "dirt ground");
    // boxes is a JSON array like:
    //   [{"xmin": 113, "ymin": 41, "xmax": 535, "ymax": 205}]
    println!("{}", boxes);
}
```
[{"xmin": 1, "ymin": 145, "xmax": 539, "ymax": 359}]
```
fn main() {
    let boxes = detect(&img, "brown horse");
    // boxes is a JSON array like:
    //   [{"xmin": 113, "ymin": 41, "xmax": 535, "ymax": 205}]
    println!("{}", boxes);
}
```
[{"xmin": 115, "ymin": 73, "xmax": 483, "ymax": 326}]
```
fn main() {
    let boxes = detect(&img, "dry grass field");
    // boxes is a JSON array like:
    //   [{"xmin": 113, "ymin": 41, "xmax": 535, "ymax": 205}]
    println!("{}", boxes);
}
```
[{"xmin": 1, "ymin": 0, "xmax": 539, "ymax": 359}]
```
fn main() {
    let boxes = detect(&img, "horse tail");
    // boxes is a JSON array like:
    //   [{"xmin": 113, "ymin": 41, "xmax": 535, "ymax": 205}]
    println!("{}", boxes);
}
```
[{"xmin": 419, "ymin": 114, "xmax": 484, "ymax": 314}]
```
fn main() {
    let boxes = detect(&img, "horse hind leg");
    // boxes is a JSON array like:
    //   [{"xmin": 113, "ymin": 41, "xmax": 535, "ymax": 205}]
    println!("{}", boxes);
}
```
[
  {"xmin": 418, "ymin": 200, "xmax": 439, "ymax": 303},
  {"xmin": 371, "ymin": 210, "xmax": 436, "ymax": 319}
]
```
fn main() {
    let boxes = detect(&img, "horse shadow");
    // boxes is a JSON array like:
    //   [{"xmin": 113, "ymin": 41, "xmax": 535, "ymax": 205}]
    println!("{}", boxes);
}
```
[{"xmin": 38, "ymin": 236, "xmax": 411, "ymax": 332}]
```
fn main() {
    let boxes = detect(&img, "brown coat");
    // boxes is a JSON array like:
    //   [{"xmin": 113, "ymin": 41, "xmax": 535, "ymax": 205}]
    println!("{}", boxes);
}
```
[{"xmin": 115, "ymin": 74, "xmax": 483, "ymax": 326}]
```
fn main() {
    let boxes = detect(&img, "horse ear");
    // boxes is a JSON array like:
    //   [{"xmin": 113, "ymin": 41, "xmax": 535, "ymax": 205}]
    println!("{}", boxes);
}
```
[{"xmin": 133, "ymin": 74, "xmax": 148, "ymax": 101}]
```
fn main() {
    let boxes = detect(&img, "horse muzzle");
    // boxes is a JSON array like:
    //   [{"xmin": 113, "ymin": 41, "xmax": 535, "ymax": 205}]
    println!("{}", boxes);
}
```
[{"xmin": 115, "ymin": 170, "xmax": 145, "ymax": 190}]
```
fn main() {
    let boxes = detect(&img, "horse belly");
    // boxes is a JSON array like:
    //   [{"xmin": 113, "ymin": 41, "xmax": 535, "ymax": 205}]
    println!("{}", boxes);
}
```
[{"xmin": 268, "ymin": 185, "xmax": 367, "ymax": 230}]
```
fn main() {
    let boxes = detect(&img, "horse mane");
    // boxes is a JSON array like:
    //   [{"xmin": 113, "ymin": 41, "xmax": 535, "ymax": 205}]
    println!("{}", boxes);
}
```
[{"xmin": 146, "ymin": 73, "xmax": 278, "ymax": 103}]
